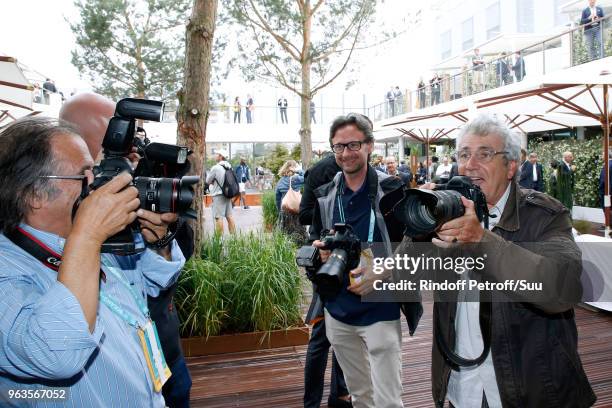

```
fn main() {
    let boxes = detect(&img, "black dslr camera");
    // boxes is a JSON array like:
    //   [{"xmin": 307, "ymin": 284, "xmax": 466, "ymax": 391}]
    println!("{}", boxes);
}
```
[
  {"xmin": 380, "ymin": 176, "xmax": 489, "ymax": 238},
  {"xmin": 296, "ymin": 224, "xmax": 361, "ymax": 298},
  {"xmin": 90, "ymin": 98, "xmax": 198, "ymax": 254}
]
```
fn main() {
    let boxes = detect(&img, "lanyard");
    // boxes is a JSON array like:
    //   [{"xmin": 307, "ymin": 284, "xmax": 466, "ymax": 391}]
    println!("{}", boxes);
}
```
[
  {"xmin": 99, "ymin": 258, "xmax": 149, "ymax": 329},
  {"xmin": 337, "ymin": 178, "xmax": 376, "ymax": 244}
]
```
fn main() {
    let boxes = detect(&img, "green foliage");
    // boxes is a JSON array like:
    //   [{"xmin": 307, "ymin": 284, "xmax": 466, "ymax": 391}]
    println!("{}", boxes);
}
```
[
  {"xmin": 290, "ymin": 144, "xmax": 301, "ymax": 161},
  {"xmin": 70, "ymin": 0, "xmax": 190, "ymax": 99},
  {"xmin": 175, "ymin": 258, "xmax": 226, "ymax": 339},
  {"xmin": 528, "ymin": 137, "xmax": 603, "ymax": 207},
  {"xmin": 261, "ymin": 144, "xmax": 291, "ymax": 177},
  {"xmin": 262, "ymin": 190, "xmax": 279, "ymax": 230},
  {"xmin": 573, "ymin": 219, "xmax": 593, "ymax": 234},
  {"xmin": 175, "ymin": 231, "xmax": 303, "ymax": 337}
]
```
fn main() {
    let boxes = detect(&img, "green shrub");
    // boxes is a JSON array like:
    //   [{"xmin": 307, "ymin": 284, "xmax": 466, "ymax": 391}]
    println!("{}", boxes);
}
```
[
  {"xmin": 573, "ymin": 219, "xmax": 592, "ymax": 234},
  {"xmin": 262, "ymin": 190, "xmax": 279, "ymax": 230},
  {"xmin": 176, "ymin": 231, "xmax": 303, "ymax": 337},
  {"xmin": 175, "ymin": 259, "xmax": 227, "ymax": 338},
  {"xmin": 529, "ymin": 137, "xmax": 602, "ymax": 207},
  {"xmin": 223, "ymin": 232, "xmax": 303, "ymax": 333}
]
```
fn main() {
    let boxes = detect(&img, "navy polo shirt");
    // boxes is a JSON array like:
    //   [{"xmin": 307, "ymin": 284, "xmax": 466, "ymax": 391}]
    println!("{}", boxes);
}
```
[{"xmin": 324, "ymin": 176, "xmax": 400, "ymax": 326}]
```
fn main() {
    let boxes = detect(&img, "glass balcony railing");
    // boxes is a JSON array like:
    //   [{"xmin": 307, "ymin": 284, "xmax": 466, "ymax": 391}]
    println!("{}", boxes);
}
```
[{"xmin": 368, "ymin": 15, "xmax": 612, "ymax": 122}]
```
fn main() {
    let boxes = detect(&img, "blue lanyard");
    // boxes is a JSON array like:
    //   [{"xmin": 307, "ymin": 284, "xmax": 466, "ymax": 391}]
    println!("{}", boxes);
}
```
[
  {"xmin": 99, "ymin": 258, "xmax": 149, "ymax": 329},
  {"xmin": 337, "ymin": 177, "xmax": 376, "ymax": 244}
]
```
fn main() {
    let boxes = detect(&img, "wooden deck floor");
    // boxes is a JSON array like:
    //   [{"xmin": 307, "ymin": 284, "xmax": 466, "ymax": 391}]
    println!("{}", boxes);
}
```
[{"xmin": 187, "ymin": 302, "xmax": 612, "ymax": 407}]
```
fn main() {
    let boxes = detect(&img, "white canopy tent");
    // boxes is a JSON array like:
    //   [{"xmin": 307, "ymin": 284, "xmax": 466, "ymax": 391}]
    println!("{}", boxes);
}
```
[{"xmin": 0, "ymin": 56, "xmax": 36, "ymax": 125}]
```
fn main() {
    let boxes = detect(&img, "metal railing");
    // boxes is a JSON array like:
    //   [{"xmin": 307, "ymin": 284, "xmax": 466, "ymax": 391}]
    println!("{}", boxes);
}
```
[
  {"xmin": 368, "ymin": 14, "xmax": 612, "ymax": 121},
  {"xmin": 204, "ymin": 104, "xmax": 366, "ymax": 126}
]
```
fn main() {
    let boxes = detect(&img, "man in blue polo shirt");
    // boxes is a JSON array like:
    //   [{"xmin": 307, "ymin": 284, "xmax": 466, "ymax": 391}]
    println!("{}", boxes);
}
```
[{"xmin": 310, "ymin": 114, "xmax": 407, "ymax": 407}]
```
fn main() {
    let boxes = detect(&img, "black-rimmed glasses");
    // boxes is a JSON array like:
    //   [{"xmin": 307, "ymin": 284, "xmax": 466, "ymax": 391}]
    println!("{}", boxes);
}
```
[{"xmin": 331, "ymin": 141, "xmax": 367, "ymax": 154}]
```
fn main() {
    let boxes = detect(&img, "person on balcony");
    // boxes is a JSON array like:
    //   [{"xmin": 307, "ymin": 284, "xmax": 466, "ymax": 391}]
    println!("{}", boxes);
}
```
[
  {"xmin": 581, "ymin": 0, "xmax": 605, "ymax": 61},
  {"xmin": 430, "ymin": 74, "xmax": 441, "ymax": 105},
  {"xmin": 418, "ymin": 78, "xmax": 426, "ymax": 108},
  {"xmin": 278, "ymin": 96, "xmax": 288, "ymax": 124},
  {"xmin": 42, "ymin": 78, "xmax": 57, "ymax": 105},
  {"xmin": 471, "ymin": 48, "xmax": 485, "ymax": 93},
  {"xmin": 310, "ymin": 100, "xmax": 317, "ymax": 124},
  {"xmin": 386, "ymin": 86, "xmax": 396, "ymax": 117},
  {"xmin": 245, "ymin": 94, "xmax": 254, "ymax": 123},
  {"xmin": 233, "ymin": 96, "xmax": 241, "ymax": 124},
  {"xmin": 513, "ymin": 51, "xmax": 526, "ymax": 82}
]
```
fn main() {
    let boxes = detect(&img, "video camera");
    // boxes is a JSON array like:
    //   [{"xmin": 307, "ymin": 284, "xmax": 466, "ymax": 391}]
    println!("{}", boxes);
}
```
[
  {"xmin": 296, "ymin": 224, "xmax": 361, "ymax": 298},
  {"xmin": 380, "ymin": 176, "xmax": 489, "ymax": 238},
  {"xmin": 90, "ymin": 98, "xmax": 198, "ymax": 254}
]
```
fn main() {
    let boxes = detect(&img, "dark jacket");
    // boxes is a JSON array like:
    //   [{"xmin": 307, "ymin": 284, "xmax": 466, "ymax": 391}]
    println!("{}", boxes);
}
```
[
  {"xmin": 388, "ymin": 170, "xmax": 412, "ymax": 187},
  {"xmin": 307, "ymin": 166, "xmax": 422, "ymax": 335},
  {"xmin": 513, "ymin": 56, "xmax": 526, "ymax": 78},
  {"xmin": 599, "ymin": 159, "xmax": 612, "ymax": 208},
  {"xmin": 396, "ymin": 182, "xmax": 595, "ymax": 407},
  {"xmin": 299, "ymin": 155, "xmax": 341, "ymax": 226},
  {"xmin": 581, "ymin": 6, "xmax": 604, "ymax": 29},
  {"xmin": 235, "ymin": 164, "xmax": 250, "ymax": 183},
  {"xmin": 519, "ymin": 161, "xmax": 544, "ymax": 192},
  {"xmin": 147, "ymin": 221, "xmax": 194, "ymax": 365}
]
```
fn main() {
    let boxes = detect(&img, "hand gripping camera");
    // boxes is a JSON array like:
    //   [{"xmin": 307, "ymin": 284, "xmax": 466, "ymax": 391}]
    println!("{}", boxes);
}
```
[
  {"xmin": 90, "ymin": 98, "xmax": 198, "ymax": 254},
  {"xmin": 296, "ymin": 224, "xmax": 361, "ymax": 298},
  {"xmin": 380, "ymin": 176, "xmax": 490, "ymax": 238}
]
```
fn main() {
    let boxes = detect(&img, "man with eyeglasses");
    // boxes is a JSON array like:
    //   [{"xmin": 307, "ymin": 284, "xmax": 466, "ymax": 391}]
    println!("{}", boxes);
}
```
[
  {"xmin": 393, "ymin": 115, "xmax": 594, "ymax": 407},
  {"xmin": 0, "ymin": 117, "xmax": 185, "ymax": 407},
  {"xmin": 308, "ymin": 113, "xmax": 421, "ymax": 408}
]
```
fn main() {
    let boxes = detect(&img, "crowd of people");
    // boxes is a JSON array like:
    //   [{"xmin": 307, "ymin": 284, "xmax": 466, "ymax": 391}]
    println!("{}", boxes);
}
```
[{"xmin": 0, "ymin": 97, "xmax": 603, "ymax": 407}]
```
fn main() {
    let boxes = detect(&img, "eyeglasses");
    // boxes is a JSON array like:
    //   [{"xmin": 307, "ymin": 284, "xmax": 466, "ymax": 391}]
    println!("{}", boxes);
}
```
[
  {"xmin": 457, "ymin": 148, "xmax": 508, "ymax": 164},
  {"xmin": 40, "ymin": 175, "xmax": 90, "ymax": 199},
  {"xmin": 331, "ymin": 141, "xmax": 367, "ymax": 154}
]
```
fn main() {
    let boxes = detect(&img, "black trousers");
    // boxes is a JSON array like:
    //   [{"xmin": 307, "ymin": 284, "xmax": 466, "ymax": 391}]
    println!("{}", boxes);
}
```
[{"xmin": 304, "ymin": 319, "xmax": 349, "ymax": 407}]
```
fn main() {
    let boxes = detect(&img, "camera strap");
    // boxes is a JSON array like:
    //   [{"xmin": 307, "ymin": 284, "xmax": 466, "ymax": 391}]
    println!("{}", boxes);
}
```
[
  {"xmin": 434, "ymin": 292, "xmax": 492, "ymax": 370},
  {"xmin": 337, "ymin": 177, "xmax": 375, "ymax": 243},
  {"xmin": 6, "ymin": 226, "xmax": 107, "ymax": 282}
]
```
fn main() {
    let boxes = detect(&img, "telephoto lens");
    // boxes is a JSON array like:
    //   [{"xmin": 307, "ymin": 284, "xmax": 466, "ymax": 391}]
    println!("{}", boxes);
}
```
[
  {"xmin": 384, "ymin": 176, "xmax": 488, "ymax": 238},
  {"xmin": 399, "ymin": 189, "xmax": 465, "ymax": 237},
  {"xmin": 134, "ymin": 175, "xmax": 199, "ymax": 218}
]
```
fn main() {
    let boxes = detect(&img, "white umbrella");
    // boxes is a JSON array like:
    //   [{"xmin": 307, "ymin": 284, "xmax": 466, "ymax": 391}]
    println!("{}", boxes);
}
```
[{"xmin": 0, "ymin": 56, "xmax": 35, "ymax": 125}]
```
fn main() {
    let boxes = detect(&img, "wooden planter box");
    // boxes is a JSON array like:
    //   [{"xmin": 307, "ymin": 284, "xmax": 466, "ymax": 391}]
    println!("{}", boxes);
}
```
[
  {"xmin": 204, "ymin": 193, "xmax": 262, "ymax": 207},
  {"xmin": 181, "ymin": 325, "xmax": 309, "ymax": 357}
]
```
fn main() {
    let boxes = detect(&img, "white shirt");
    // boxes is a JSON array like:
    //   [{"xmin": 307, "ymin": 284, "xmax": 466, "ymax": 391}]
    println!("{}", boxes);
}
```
[
  {"xmin": 532, "ymin": 162, "xmax": 538, "ymax": 181},
  {"xmin": 436, "ymin": 163, "xmax": 453, "ymax": 178},
  {"xmin": 446, "ymin": 183, "xmax": 511, "ymax": 408}
]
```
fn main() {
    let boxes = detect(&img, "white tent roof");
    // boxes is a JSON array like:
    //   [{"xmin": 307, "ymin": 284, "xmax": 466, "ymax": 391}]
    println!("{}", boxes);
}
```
[{"xmin": 0, "ymin": 56, "xmax": 34, "ymax": 124}]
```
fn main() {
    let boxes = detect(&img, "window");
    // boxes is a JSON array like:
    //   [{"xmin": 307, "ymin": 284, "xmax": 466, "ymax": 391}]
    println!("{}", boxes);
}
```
[
  {"xmin": 554, "ymin": 0, "xmax": 570, "ymax": 27},
  {"xmin": 486, "ymin": 2, "xmax": 501, "ymax": 40},
  {"xmin": 516, "ymin": 0, "xmax": 534, "ymax": 33},
  {"xmin": 462, "ymin": 17, "xmax": 474, "ymax": 51},
  {"xmin": 440, "ymin": 30, "xmax": 452, "ymax": 60}
]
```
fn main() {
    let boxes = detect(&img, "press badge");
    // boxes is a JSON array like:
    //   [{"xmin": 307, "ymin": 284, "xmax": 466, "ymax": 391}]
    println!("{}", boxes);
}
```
[
  {"xmin": 351, "ymin": 248, "xmax": 374, "ymax": 286},
  {"xmin": 138, "ymin": 320, "xmax": 172, "ymax": 392}
]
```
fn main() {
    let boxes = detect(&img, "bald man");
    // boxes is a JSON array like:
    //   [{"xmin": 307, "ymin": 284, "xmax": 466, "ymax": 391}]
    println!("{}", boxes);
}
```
[
  {"xmin": 59, "ymin": 93, "xmax": 115, "ymax": 162},
  {"xmin": 59, "ymin": 93, "xmax": 194, "ymax": 408}
]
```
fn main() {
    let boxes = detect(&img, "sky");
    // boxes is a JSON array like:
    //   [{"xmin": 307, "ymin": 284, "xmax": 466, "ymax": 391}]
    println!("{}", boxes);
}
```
[{"xmin": 0, "ymin": 0, "xmax": 431, "ymax": 108}]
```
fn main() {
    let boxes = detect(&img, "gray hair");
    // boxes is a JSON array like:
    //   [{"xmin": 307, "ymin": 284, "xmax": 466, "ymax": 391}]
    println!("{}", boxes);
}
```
[
  {"xmin": 0, "ymin": 117, "xmax": 79, "ymax": 234},
  {"xmin": 457, "ymin": 114, "xmax": 522, "ymax": 180}
]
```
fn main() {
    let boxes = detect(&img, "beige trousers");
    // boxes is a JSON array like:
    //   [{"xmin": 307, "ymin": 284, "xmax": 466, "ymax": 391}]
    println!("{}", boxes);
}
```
[{"xmin": 324, "ymin": 310, "xmax": 404, "ymax": 408}]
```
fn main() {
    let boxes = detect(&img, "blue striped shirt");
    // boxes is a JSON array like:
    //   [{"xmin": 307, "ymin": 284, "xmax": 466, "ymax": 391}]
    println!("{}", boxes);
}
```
[{"xmin": 0, "ymin": 224, "xmax": 185, "ymax": 407}]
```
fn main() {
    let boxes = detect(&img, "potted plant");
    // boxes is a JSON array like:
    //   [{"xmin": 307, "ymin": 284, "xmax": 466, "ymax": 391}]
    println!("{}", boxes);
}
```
[{"xmin": 176, "ymin": 231, "xmax": 308, "ymax": 356}]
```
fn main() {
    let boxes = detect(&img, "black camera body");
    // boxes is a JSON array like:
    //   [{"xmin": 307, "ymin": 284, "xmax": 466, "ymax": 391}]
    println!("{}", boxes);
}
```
[
  {"xmin": 91, "ymin": 98, "xmax": 198, "ymax": 255},
  {"xmin": 296, "ymin": 223, "xmax": 362, "ymax": 298},
  {"xmin": 381, "ymin": 176, "xmax": 489, "ymax": 238}
]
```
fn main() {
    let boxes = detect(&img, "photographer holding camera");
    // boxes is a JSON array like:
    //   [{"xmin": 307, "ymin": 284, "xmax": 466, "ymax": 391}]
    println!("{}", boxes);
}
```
[
  {"xmin": 306, "ymin": 114, "xmax": 420, "ymax": 408},
  {"xmin": 59, "ymin": 93, "xmax": 195, "ymax": 407},
  {"xmin": 393, "ymin": 115, "xmax": 594, "ymax": 407},
  {"xmin": 0, "ymin": 117, "xmax": 185, "ymax": 407}
]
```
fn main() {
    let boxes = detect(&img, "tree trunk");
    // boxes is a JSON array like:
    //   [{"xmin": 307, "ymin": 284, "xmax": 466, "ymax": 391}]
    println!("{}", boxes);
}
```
[
  {"xmin": 299, "ymin": 1, "xmax": 313, "ymax": 167},
  {"xmin": 177, "ymin": 0, "xmax": 218, "ymax": 256}
]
